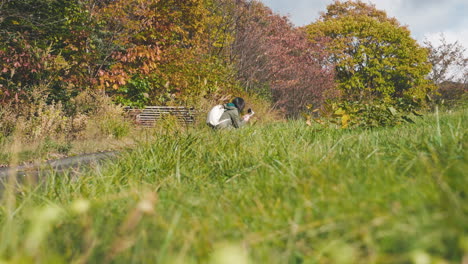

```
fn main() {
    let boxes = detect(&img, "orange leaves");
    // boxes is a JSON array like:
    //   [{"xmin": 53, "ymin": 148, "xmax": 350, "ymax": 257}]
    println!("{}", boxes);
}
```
[
  {"xmin": 98, "ymin": 44, "xmax": 163, "ymax": 89},
  {"xmin": 98, "ymin": 65, "xmax": 129, "ymax": 90},
  {"xmin": 101, "ymin": 45, "xmax": 162, "ymax": 89},
  {"xmin": 116, "ymin": 46, "xmax": 161, "ymax": 64},
  {"xmin": 91, "ymin": 0, "xmax": 212, "ymax": 102},
  {"xmin": 96, "ymin": 33, "xmax": 164, "ymax": 89}
]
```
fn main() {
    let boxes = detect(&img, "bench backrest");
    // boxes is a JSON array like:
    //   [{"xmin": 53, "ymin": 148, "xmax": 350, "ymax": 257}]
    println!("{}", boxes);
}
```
[{"xmin": 126, "ymin": 106, "xmax": 195, "ymax": 126}]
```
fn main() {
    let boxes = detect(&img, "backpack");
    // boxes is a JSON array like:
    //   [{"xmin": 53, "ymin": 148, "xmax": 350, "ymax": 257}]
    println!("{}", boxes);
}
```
[{"xmin": 206, "ymin": 105, "xmax": 225, "ymax": 126}]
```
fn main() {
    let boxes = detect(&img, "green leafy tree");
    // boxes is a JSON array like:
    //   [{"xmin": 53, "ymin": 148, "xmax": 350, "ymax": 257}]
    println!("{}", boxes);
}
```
[{"xmin": 305, "ymin": 0, "xmax": 435, "ymax": 103}]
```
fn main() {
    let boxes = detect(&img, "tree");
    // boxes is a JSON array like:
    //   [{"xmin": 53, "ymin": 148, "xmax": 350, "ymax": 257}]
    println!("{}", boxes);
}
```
[
  {"xmin": 305, "ymin": 0, "xmax": 434, "ymax": 103},
  {"xmin": 0, "ymin": 0, "xmax": 93, "ymax": 103},
  {"xmin": 0, "ymin": 0, "xmax": 241, "ymax": 107},
  {"xmin": 424, "ymin": 34, "xmax": 468, "ymax": 85},
  {"xmin": 94, "ymin": 0, "xmax": 236, "ymax": 105},
  {"xmin": 229, "ymin": 1, "xmax": 336, "ymax": 116},
  {"xmin": 424, "ymin": 34, "xmax": 467, "ymax": 106}
]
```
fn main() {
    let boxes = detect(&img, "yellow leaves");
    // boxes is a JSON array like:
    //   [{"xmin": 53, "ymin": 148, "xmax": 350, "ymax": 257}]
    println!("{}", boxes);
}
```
[
  {"xmin": 98, "ymin": 66, "xmax": 129, "ymax": 90},
  {"xmin": 141, "ymin": 63, "xmax": 150, "ymax": 74},
  {"xmin": 333, "ymin": 108, "xmax": 351, "ymax": 128},
  {"xmin": 305, "ymin": 1, "xmax": 432, "ymax": 102},
  {"xmin": 341, "ymin": 114, "xmax": 350, "ymax": 128},
  {"xmin": 117, "ymin": 77, "xmax": 127, "ymax": 86},
  {"xmin": 304, "ymin": 102, "xmax": 354, "ymax": 129},
  {"xmin": 314, "ymin": 118, "xmax": 325, "ymax": 125},
  {"xmin": 334, "ymin": 108, "xmax": 346, "ymax": 116}
]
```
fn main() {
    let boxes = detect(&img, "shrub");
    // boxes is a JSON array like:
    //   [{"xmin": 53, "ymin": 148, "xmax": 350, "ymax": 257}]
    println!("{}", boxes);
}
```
[
  {"xmin": 307, "ymin": 98, "xmax": 422, "ymax": 128},
  {"xmin": 0, "ymin": 103, "xmax": 17, "ymax": 137},
  {"xmin": 98, "ymin": 117, "xmax": 130, "ymax": 139},
  {"xmin": 87, "ymin": 94, "xmax": 131, "ymax": 139},
  {"xmin": 14, "ymin": 90, "xmax": 69, "ymax": 141},
  {"xmin": 69, "ymin": 90, "xmax": 113, "ymax": 116},
  {"xmin": 0, "ymin": 88, "xmax": 135, "ymax": 142},
  {"xmin": 69, "ymin": 90, "xmax": 132, "ymax": 139},
  {"xmin": 434, "ymin": 81, "xmax": 467, "ymax": 108}
]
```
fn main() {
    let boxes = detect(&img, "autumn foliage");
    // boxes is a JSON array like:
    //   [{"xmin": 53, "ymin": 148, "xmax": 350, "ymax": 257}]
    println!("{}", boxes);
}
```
[
  {"xmin": 0, "ymin": 0, "xmax": 229, "ymax": 106},
  {"xmin": 227, "ymin": 1, "xmax": 336, "ymax": 116},
  {"xmin": 0, "ymin": 0, "xmax": 339, "ymax": 116},
  {"xmin": 1, "ymin": 0, "xmax": 453, "ymax": 123}
]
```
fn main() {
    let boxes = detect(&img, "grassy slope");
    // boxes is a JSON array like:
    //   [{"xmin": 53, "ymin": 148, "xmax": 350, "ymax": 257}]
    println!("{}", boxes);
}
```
[{"xmin": 0, "ymin": 109, "xmax": 467, "ymax": 263}]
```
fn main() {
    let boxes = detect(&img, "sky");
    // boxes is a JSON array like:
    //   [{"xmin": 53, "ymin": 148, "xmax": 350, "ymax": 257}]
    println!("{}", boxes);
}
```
[{"xmin": 260, "ymin": 0, "xmax": 468, "ymax": 50}]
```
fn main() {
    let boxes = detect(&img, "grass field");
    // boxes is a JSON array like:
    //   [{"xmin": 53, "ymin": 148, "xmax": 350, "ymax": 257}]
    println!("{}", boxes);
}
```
[{"xmin": 0, "ymin": 108, "xmax": 467, "ymax": 263}]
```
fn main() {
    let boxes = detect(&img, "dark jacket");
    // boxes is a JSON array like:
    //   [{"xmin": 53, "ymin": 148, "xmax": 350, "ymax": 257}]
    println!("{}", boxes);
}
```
[{"xmin": 215, "ymin": 103, "xmax": 246, "ymax": 129}]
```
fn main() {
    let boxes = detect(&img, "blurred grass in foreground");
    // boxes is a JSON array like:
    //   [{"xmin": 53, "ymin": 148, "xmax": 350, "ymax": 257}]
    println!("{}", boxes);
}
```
[{"xmin": 0, "ymin": 109, "xmax": 467, "ymax": 263}]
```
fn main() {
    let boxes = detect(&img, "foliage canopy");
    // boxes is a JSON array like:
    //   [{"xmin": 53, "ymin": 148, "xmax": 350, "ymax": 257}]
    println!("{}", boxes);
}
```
[
  {"xmin": 0, "ymin": 0, "xmax": 338, "ymax": 116},
  {"xmin": 229, "ymin": 1, "xmax": 336, "ymax": 116},
  {"xmin": 305, "ymin": 0, "xmax": 435, "ymax": 103}
]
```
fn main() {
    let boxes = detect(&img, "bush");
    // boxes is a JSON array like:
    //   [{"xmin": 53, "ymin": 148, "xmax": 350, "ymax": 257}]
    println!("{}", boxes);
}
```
[
  {"xmin": 307, "ymin": 98, "xmax": 422, "ymax": 128},
  {"xmin": 69, "ymin": 114, "xmax": 89, "ymax": 139},
  {"xmin": 0, "ymin": 104, "xmax": 17, "ymax": 137},
  {"xmin": 0, "ymin": 88, "xmax": 135, "ymax": 143},
  {"xmin": 98, "ymin": 118, "xmax": 130, "ymax": 139},
  {"xmin": 69, "ymin": 90, "xmax": 113, "ymax": 116},
  {"xmin": 14, "ymin": 90, "xmax": 69, "ymax": 141},
  {"xmin": 434, "ymin": 81, "xmax": 467, "ymax": 108},
  {"xmin": 69, "ymin": 90, "xmax": 133, "ymax": 139}
]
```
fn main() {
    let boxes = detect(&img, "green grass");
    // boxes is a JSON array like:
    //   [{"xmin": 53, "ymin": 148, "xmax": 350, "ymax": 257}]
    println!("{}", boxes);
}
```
[{"xmin": 0, "ymin": 109, "xmax": 467, "ymax": 263}]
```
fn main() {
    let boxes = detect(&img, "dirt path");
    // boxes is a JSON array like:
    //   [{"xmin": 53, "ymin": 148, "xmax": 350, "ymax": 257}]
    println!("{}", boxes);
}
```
[{"xmin": 0, "ymin": 151, "xmax": 119, "ymax": 187}]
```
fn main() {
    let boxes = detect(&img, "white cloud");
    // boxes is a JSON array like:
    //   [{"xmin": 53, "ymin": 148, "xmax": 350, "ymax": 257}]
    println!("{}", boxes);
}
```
[
  {"xmin": 260, "ymin": 0, "xmax": 468, "ymax": 52},
  {"xmin": 260, "ymin": 0, "xmax": 326, "ymax": 26},
  {"xmin": 424, "ymin": 28, "xmax": 468, "ymax": 47},
  {"xmin": 370, "ymin": 0, "xmax": 463, "ymax": 39},
  {"xmin": 424, "ymin": 29, "xmax": 468, "ymax": 57}
]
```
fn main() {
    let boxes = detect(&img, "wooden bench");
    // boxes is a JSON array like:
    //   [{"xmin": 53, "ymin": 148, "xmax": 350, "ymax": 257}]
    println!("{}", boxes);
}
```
[{"xmin": 126, "ymin": 106, "xmax": 196, "ymax": 127}]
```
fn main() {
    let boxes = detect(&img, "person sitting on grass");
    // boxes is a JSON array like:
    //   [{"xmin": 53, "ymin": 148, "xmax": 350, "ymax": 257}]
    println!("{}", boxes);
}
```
[{"xmin": 215, "ymin": 97, "xmax": 252, "ymax": 129}]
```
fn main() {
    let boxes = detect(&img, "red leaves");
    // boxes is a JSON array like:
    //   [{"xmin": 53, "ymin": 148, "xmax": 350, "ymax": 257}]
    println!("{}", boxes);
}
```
[
  {"xmin": 232, "ymin": 1, "xmax": 336, "ymax": 116},
  {"xmin": 1, "ymin": 38, "xmax": 47, "ymax": 79},
  {"xmin": 0, "ymin": 36, "xmax": 60, "ymax": 104}
]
